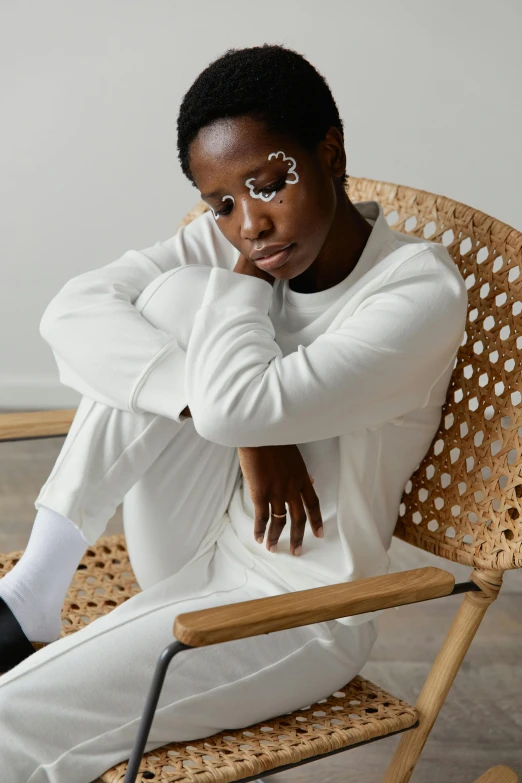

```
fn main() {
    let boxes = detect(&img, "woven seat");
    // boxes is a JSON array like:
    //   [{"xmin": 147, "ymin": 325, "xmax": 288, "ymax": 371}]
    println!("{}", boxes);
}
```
[
  {"xmin": 0, "ymin": 534, "xmax": 418, "ymax": 783},
  {"xmin": 0, "ymin": 535, "xmax": 417, "ymax": 783},
  {"xmin": 101, "ymin": 677, "xmax": 416, "ymax": 783}
]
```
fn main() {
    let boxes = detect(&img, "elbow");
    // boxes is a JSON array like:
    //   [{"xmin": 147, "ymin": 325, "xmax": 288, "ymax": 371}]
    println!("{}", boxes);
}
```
[
  {"xmin": 185, "ymin": 373, "xmax": 275, "ymax": 447},
  {"xmin": 190, "ymin": 400, "xmax": 258, "ymax": 447},
  {"xmin": 39, "ymin": 301, "xmax": 60, "ymax": 347},
  {"xmin": 191, "ymin": 408, "xmax": 273, "ymax": 448},
  {"xmin": 39, "ymin": 295, "xmax": 71, "ymax": 351},
  {"xmin": 40, "ymin": 281, "xmax": 80, "ymax": 349},
  {"xmin": 190, "ymin": 406, "xmax": 237, "ymax": 447},
  {"xmin": 39, "ymin": 275, "xmax": 88, "ymax": 347}
]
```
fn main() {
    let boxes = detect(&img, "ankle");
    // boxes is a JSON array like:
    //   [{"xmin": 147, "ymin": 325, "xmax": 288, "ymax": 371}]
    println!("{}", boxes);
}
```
[
  {"xmin": 0, "ymin": 576, "xmax": 63, "ymax": 643},
  {"xmin": 0, "ymin": 507, "xmax": 87, "ymax": 644}
]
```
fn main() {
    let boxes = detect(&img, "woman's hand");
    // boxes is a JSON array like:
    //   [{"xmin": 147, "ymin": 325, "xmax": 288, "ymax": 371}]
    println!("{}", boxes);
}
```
[
  {"xmin": 180, "ymin": 408, "xmax": 322, "ymax": 555},
  {"xmin": 237, "ymin": 444, "xmax": 323, "ymax": 556},
  {"xmin": 233, "ymin": 253, "xmax": 275, "ymax": 286}
]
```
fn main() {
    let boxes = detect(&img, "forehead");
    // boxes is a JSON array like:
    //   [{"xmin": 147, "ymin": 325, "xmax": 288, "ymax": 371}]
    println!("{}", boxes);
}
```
[{"xmin": 189, "ymin": 116, "xmax": 296, "ymax": 193}]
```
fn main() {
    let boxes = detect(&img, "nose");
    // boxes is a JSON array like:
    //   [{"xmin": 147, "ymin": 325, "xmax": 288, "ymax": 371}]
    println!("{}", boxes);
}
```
[{"xmin": 238, "ymin": 195, "xmax": 273, "ymax": 242}]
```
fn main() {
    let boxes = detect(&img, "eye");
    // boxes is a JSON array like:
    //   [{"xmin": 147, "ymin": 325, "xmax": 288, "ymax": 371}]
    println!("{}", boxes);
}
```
[
  {"xmin": 214, "ymin": 203, "xmax": 233, "ymax": 217},
  {"xmin": 259, "ymin": 178, "xmax": 286, "ymax": 196},
  {"xmin": 214, "ymin": 178, "xmax": 287, "ymax": 217}
]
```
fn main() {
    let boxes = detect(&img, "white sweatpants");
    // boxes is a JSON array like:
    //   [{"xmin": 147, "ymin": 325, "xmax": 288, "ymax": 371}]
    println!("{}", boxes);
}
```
[{"xmin": 0, "ymin": 266, "xmax": 379, "ymax": 783}]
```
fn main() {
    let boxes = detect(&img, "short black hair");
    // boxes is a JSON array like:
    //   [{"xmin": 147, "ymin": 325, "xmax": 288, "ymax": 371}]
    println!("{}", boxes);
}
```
[{"xmin": 176, "ymin": 43, "xmax": 348, "ymax": 189}]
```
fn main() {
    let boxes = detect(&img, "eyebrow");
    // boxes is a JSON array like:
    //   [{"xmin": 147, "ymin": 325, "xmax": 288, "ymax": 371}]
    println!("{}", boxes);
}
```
[{"xmin": 200, "ymin": 162, "xmax": 279, "ymax": 200}]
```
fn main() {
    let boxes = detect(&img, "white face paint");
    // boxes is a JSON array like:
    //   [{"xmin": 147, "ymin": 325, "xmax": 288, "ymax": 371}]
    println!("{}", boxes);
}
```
[
  {"xmin": 267, "ymin": 150, "xmax": 299, "ymax": 184},
  {"xmin": 245, "ymin": 150, "xmax": 299, "ymax": 201},
  {"xmin": 211, "ymin": 195, "xmax": 235, "ymax": 220},
  {"xmin": 245, "ymin": 177, "xmax": 277, "ymax": 202},
  {"xmin": 210, "ymin": 151, "xmax": 299, "ymax": 217}
]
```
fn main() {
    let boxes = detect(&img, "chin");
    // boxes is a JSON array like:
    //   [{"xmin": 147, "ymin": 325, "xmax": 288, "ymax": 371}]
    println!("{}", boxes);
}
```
[
  {"xmin": 274, "ymin": 253, "xmax": 306, "ymax": 279},
  {"xmin": 278, "ymin": 259, "xmax": 311, "ymax": 280},
  {"xmin": 271, "ymin": 264, "xmax": 295, "ymax": 279}
]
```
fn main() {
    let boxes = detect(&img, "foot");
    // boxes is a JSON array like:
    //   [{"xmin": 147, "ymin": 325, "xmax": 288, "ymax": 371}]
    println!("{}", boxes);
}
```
[
  {"xmin": 0, "ymin": 506, "xmax": 88, "ymax": 644},
  {"xmin": 0, "ymin": 574, "xmax": 62, "ymax": 643},
  {"xmin": 0, "ymin": 594, "xmax": 50, "ymax": 674}
]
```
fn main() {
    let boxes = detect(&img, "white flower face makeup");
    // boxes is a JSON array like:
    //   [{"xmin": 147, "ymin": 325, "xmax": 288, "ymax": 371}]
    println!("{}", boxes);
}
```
[
  {"xmin": 211, "ymin": 150, "xmax": 299, "ymax": 219},
  {"xmin": 211, "ymin": 195, "xmax": 234, "ymax": 220},
  {"xmin": 245, "ymin": 150, "xmax": 299, "ymax": 202}
]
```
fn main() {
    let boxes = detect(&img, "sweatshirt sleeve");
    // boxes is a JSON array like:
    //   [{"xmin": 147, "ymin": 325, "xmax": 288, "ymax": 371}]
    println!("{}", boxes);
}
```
[
  {"xmin": 184, "ymin": 248, "xmax": 468, "ymax": 446},
  {"xmin": 39, "ymin": 209, "xmax": 238, "ymax": 422}
]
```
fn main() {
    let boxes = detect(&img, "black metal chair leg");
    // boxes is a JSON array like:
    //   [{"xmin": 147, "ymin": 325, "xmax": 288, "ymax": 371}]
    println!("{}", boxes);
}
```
[{"xmin": 123, "ymin": 639, "xmax": 192, "ymax": 783}]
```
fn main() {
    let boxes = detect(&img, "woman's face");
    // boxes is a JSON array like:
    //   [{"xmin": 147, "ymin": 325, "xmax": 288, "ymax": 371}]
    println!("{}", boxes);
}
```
[{"xmin": 188, "ymin": 114, "xmax": 343, "ymax": 280}]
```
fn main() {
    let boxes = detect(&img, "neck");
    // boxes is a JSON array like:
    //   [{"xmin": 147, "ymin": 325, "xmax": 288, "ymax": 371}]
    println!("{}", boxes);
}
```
[{"xmin": 289, "ymin": 187, "xmax": 372, "ymax": 294}]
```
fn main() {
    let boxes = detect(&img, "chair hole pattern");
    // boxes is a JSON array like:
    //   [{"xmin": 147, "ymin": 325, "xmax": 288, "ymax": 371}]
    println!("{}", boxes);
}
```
[
  {"xmin": 0, "ymin": 534, "xmax": 417, "ymax": 783},
  {"xmin": 0, "ymin": 536, "xmax": 141, "ymax": 637},
  {"xmin": 345, "ymin": 178, "xmax": 522, "ymax": 570},
  {"xmin": 100, "ymin": 661, "xmax": 416, "ymax": 782}
]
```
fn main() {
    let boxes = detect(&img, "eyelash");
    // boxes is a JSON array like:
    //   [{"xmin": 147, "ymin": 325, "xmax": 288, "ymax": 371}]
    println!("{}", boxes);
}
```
[{"xmin": 214, "ymin": 178, "xmax": 286, "ymax": 216}]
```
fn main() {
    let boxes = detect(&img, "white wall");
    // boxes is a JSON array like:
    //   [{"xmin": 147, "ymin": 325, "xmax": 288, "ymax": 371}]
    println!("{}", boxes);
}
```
[
  {"xmin": 1, "ymin": 0, "xmax": 520, "ymax": 408},
  {"xmin": 1, "ymin": 0, "xmax": 521, "ymax": 589}
]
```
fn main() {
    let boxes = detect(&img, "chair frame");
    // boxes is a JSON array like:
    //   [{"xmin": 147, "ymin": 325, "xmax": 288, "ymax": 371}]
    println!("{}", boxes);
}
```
[{"xmin": 1, "ymin": 177, "xmax": 520, "ymax": 783}]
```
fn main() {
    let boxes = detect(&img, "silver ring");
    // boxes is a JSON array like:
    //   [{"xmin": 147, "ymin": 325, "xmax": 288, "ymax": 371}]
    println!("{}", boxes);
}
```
[{"xmin": 271, "ymin": 511, "xmax": 287, "ymax": 518}]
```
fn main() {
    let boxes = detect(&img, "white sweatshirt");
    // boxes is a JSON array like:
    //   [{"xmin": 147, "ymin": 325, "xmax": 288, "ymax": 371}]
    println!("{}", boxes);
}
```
[{"xmin": 40, "ymin": 200, "xmax": 468, "ymax": 625}]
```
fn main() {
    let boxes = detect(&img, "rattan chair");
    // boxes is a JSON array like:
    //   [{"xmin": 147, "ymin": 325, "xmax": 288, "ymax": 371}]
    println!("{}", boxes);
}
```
[{"xmin": 0, "ymin": 177, "xmax": 520, "ymax": 783}]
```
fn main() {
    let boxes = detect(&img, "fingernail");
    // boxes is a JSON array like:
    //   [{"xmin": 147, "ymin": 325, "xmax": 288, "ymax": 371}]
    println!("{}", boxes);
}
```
[
  {"xmin": 317, "ymin": 527, "xmax": 324, "ymax": 538},
  {"xmin": 294, "ymin": 546, "xmax": 302, "ymax": 557},
  {"xmin": 255, "ymin": 535, "xmax": 264, "ymax": 544},
  {"xmin": 269, "ymin": 545, "xmax": 277, "ymax": 553}
]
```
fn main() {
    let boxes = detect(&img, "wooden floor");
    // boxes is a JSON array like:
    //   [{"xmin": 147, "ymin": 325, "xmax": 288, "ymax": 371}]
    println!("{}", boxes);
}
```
[{"xmin": 1, "ymin": 435, "xmax": 521, "ymax": 783}]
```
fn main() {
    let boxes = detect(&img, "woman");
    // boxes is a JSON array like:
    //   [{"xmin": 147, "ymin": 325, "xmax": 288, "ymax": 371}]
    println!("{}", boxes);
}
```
[{"xmin": 0, "ymin": 43, "xmax": 467, "ymax": 782}]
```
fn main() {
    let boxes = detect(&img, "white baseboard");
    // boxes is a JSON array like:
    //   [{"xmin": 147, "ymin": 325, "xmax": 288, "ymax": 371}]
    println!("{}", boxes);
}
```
[{"xmin": 0, "ymin": 377, "xmax": 81, "ymax": 410}]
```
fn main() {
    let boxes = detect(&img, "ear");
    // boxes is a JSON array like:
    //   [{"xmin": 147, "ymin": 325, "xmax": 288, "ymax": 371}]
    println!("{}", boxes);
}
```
[{"xmin": 320, "ymin": 126, "xmax": 347, "ymax": 179}]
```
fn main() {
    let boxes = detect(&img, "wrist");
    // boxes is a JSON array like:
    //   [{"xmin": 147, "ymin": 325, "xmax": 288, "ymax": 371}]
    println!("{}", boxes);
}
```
[{"xmin": 233, "ymin": 254, "xmax": 275, "ymax": 287}]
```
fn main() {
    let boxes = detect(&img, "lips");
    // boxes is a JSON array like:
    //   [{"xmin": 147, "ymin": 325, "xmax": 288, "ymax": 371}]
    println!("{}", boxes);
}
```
[
  {"xmin": 251, "ymin": 243, "xmax": 293, "ymax": 261},
  {"xmin": 254, "ymin": 243, "xmax": 295, "ymax": 271}
]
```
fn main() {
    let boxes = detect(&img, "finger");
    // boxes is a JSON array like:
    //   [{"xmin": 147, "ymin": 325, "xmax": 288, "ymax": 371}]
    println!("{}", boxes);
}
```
[
  {"xmin": 301, "ymin": 478, "xmax": 323, "ymax": 538},
  {"xmin": 252, "ymin": 495, "xmax": 270, "ymax": 544},
  {"xmin": 266, "ymin": 503, "xmax": 288, "ymax": 552},
  {"xmin": 287, "ymin": 497, "xmax": 307, "ymax": 556}
]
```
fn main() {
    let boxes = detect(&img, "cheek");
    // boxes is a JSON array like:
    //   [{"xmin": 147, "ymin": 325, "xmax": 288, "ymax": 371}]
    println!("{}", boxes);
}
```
[
  {"xmin": 209, "ymin": 214, "xmax": 238, "ymax": 248},
  {"xmin": 285, "ymin": 184, "xmax": 329, "ymax": 243}
]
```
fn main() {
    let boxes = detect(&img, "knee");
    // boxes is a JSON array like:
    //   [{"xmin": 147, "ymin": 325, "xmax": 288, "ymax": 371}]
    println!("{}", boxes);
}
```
[{"xmin": 134, "ymin": 265, "xmax": 212, "ymax": 348}]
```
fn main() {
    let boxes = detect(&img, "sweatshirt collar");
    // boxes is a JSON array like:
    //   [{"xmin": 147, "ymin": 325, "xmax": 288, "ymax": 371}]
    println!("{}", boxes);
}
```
[{"xmin": 282, "ymin": 199, "xmax": 395, "ymax": 309}]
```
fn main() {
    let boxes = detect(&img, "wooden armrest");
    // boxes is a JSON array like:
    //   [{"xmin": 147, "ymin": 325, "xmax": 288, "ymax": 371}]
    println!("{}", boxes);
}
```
[
  {"xmin": 0, "ymin": 409, "xmax": 76, "ymax": 442},
  {"xmin": 473, "ymin": 767, "xmax": 519, "ymax": 783},
  {"xmin": 174, "ymin": 566, "xmax": 455, "ymax": 647}
]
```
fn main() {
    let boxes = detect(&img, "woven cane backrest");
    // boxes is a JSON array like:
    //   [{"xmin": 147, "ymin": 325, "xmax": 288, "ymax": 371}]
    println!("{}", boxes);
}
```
[{"xmin": 178, "ymin": 178, "xmax": 522, "ymax": 571}]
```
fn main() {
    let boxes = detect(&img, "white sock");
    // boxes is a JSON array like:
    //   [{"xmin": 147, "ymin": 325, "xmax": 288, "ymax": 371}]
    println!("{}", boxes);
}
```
[{"xmin": 0, "ymin": 505, "xmax": 89, "ymax": 643}]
